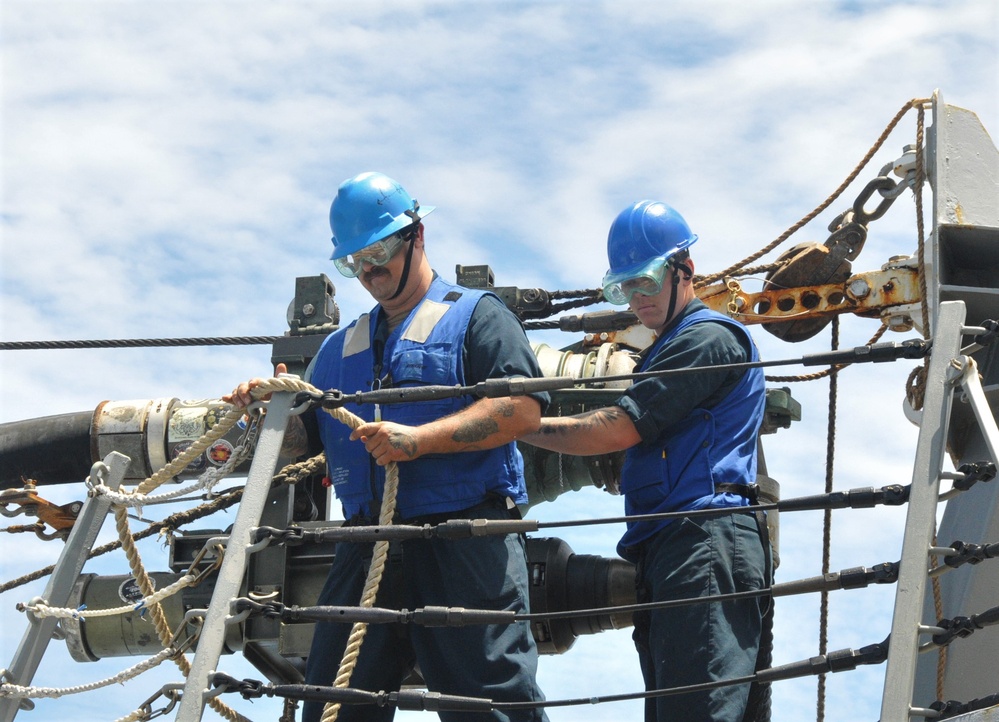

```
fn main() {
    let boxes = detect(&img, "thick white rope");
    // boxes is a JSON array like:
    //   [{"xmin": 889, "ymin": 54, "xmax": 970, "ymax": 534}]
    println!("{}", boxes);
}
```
[{"xmin": 0, "ymin": 646, "xmax": 175, "ymax": 700}]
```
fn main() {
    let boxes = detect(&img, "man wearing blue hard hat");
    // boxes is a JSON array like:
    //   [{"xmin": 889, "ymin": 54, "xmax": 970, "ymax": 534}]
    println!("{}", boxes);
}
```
[
  {"xmin": 229, "ymin": 172, "xmax": 550, "ymax": 722},
  {"xmin": 523, "ymin": 200, "xmax": 771, "ymax": 722}
]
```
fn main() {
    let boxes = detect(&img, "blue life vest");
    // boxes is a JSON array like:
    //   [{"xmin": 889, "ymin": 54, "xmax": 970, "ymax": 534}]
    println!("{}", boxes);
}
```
[
  {"xmin": 310, "ymin": 276, "xmax": 527, "ymax": 521},
  {"xmin": 617, "ymin": 308, "xmax": 765, "ymax": 559}
]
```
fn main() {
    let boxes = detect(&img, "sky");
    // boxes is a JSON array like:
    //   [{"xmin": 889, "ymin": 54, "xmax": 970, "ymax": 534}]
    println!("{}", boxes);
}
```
[{"xmin": 1, "ymin": 1, "xmax": 998, "ymax": 721}]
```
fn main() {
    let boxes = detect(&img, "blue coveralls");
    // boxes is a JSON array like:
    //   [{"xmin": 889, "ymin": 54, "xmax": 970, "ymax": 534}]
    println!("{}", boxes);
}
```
[
  {"xmin": 303, "ymin": 276, "xmax": 548, "ymax": 722},
  {"xmin": 618, "ymin": 303, "xmax": 770, "ymax": 722}
]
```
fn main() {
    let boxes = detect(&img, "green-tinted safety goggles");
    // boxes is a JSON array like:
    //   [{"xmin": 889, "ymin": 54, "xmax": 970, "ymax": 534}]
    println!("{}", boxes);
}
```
[{"xmin": 602, "ymin": 256, "xmax": 670, "ymax": 305}]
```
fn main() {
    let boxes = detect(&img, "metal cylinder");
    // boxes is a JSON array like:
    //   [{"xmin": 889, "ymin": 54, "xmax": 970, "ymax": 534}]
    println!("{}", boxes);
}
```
[
  {"xmin": 522, "ymin": 342, "xmax": 636, "ymax": 506},
  {"xmin": 526, "ymin": 536, "xmax": 636, "ymax": 655},
  {"xmin": 62, "ymin": 572, "xmax": 241, "ymax": 662},
  {"xmin": 93, "ymin": 398, "xmax": 251, "ymax": 483}
]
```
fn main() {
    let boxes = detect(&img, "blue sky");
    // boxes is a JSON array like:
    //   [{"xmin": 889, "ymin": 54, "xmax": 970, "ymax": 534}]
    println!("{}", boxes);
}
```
[{"xmin": 2, "ymin": 1, "xmax": 998, "ymax": 721}]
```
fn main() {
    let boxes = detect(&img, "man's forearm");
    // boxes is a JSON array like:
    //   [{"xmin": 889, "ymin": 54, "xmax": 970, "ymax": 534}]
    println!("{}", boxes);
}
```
[
  {"xmin": 422, "ymin": 395, "xmax": 541, "ymax": 455},
  {"xmin": 348, "ymin": 396, "xmax": 540, "ymax": 466},
  {"xmin": 521, "ymin": 406, "xmax": 640, "ymax": 456}
]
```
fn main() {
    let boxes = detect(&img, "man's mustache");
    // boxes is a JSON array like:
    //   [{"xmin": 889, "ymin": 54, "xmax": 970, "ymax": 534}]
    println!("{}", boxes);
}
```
[{"xmin": 362, "ymin": 267, "xmax": 390, "ymax": 282}]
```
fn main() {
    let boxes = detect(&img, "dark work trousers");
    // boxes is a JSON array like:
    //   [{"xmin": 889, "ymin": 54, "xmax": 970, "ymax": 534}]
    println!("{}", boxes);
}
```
[
  {"xmin": 302, "ymin": 505, "xmax": 549, "ymax": 722},
  {"xmin": 632, "ymin": 512, "xmax": 769, "ymax": 722}
]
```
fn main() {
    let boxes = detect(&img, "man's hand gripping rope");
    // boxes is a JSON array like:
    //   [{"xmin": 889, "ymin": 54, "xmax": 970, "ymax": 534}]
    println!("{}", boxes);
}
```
[{"xmin": 227, "ymin": 364, "xmax": 402, "ymax": 722}]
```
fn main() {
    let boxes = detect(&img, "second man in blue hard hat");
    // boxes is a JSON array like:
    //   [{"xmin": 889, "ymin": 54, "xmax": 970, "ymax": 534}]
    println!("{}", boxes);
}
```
[{"xmin": 522, "ymin": 200, "xmax": 771, "ymax": 722}]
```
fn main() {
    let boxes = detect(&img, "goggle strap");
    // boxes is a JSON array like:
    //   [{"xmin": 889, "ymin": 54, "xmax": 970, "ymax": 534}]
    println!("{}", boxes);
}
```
[
  {"xmin": 673, "ymin": 260, "xmax": 693, "ymax": 280},
  {"xmin": 387, "ymin": 231, "xmax": 417, "ymax": 301}
]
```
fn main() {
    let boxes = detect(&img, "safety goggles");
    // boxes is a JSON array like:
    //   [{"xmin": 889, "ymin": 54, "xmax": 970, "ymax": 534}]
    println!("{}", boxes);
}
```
[
  {"xmin": 333, "ymin": 232, "xmax": 407, "ymax": 278},
  {"xmin": 601, "ymin": 256, "xmax": 671, "ymax": 305}
]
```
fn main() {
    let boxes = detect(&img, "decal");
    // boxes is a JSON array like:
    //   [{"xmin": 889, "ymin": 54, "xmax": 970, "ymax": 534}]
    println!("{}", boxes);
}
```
[
  {"xmin": 168, "ymin": 407, "xmax": 206, "ymax": 441},
  {"xmin": 118, "ymin": 576, "xmax": 153, "ymax": 604},
  {"xmin": 171, "ymin": 441, "xmax": 207, "ymax": 473},
  {"xmin": 208, "ymin": 439, "xmax": 234, "ymax": 466}
]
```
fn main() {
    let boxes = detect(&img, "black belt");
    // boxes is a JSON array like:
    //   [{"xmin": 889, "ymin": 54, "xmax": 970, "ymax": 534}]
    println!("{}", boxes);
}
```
[{"xmin": 715, "ymin": 482, "xmax": 759, "ymax": 501}]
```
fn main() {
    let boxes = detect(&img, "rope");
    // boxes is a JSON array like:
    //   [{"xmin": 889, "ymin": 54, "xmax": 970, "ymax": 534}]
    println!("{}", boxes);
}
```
[
  {"xmin": 13, "ymin": 393, "xmax": 261, "ymax": 721},
  {"xmin": 0, "ymin": 646, "xmax": 176, "ymax": 700},
  {"xmin": 111, "ymin": 503, "xmax": 237, "ymax": 720},
  {"xmin": 93, "ymin": 441, "xmax": 246, "ymax": 509},
  {"xmin": 815, "ymin": 317, "xmax": 839, "ymax": 722},
  {"xmin": 22, "ymin": 573, "xmax": 196, "ymax": 620},
  {"xmin": 906, "ymin": 101, "xmax": 932, "ymax": 412},
  {"xmin": 0, "ymin": 453, "xmax": 327, "ymax": 596},
  {"xmin": 228, "ymin": 375, "xmax": 401, "ymax": 722},
  {"xmin": 0, "ymin": 523, "xmax": 45, "ymax": 536},
  {"xmin": 316, "ymin": 406, "xmax": 400, "ymax": 722},
  {"xmin": 136, "ymin": 407, "xmax": 245, "ymax": 497},
  {"xmin": 47, "ymin": 393, "xmax": 255, "ymax": 722},
  {"xmin": 273, "ymin": 453, "xmax": 327, "ymax": 485},
  {"xmin": 930, "ymin": 534, "xmax": 948, "ymax": 699},
  {"xmin": 113, "ymin": 710, "xmax": 147, "ymax": 722},
  {"xmin": 697, "ymin": 98, "xmax": 926, "ymax": 289}
]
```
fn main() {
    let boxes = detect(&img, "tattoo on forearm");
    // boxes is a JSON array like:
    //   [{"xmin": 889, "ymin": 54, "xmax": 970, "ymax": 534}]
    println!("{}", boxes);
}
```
[
  {"xmin": 388, "ymin": 431, "xmax": 418, "ymax": 459},
  {"xmin": 452, "ymin": 417, "xmax": 500, "ymax": 445},
  {"xmin": 281, "ymin": 417, "xmax": 309, "ymax": 457},
  {"xmin": 581, "ymin": 407, "xmax": 628, "ymax": 430}
]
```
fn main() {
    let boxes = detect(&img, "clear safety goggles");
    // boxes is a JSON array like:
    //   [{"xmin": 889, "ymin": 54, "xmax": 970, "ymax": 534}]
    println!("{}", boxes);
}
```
[
  {"xmin": 601, "ymin": 256, "xmax": 671, "ymax": 305},
  {"xmin": 333, "ymin": 232, "xmax": 407, "ymax": 278}
]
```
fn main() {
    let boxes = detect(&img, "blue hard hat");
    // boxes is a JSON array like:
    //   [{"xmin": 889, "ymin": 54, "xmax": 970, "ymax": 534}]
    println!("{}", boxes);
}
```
[
  {"xmin": 604, "ymin": 200, "xmax": 698, "ymax": 281},
  {"xmin": 329, "ymin": 172, "xmax": 435, "ymax": 260}
]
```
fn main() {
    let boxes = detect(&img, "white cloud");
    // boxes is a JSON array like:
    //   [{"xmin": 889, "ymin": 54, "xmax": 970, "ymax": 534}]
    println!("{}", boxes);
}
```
[{"xmin": 2, "ymin": 1, "xmax": 997, "ymax": 720}]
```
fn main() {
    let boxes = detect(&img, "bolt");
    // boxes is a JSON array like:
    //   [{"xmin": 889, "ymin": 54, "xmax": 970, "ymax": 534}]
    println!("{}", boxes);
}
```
[
  {"xmin": 302, "ymin": 304, "xmax": 315, "ymax": 317},
  {"xmin": 886, "ymin": 314, "xmax": 914, "ymax": 332},
  {"xmin": 848, "ymin": 279, "xmax": 871, "ymax": 299}
]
